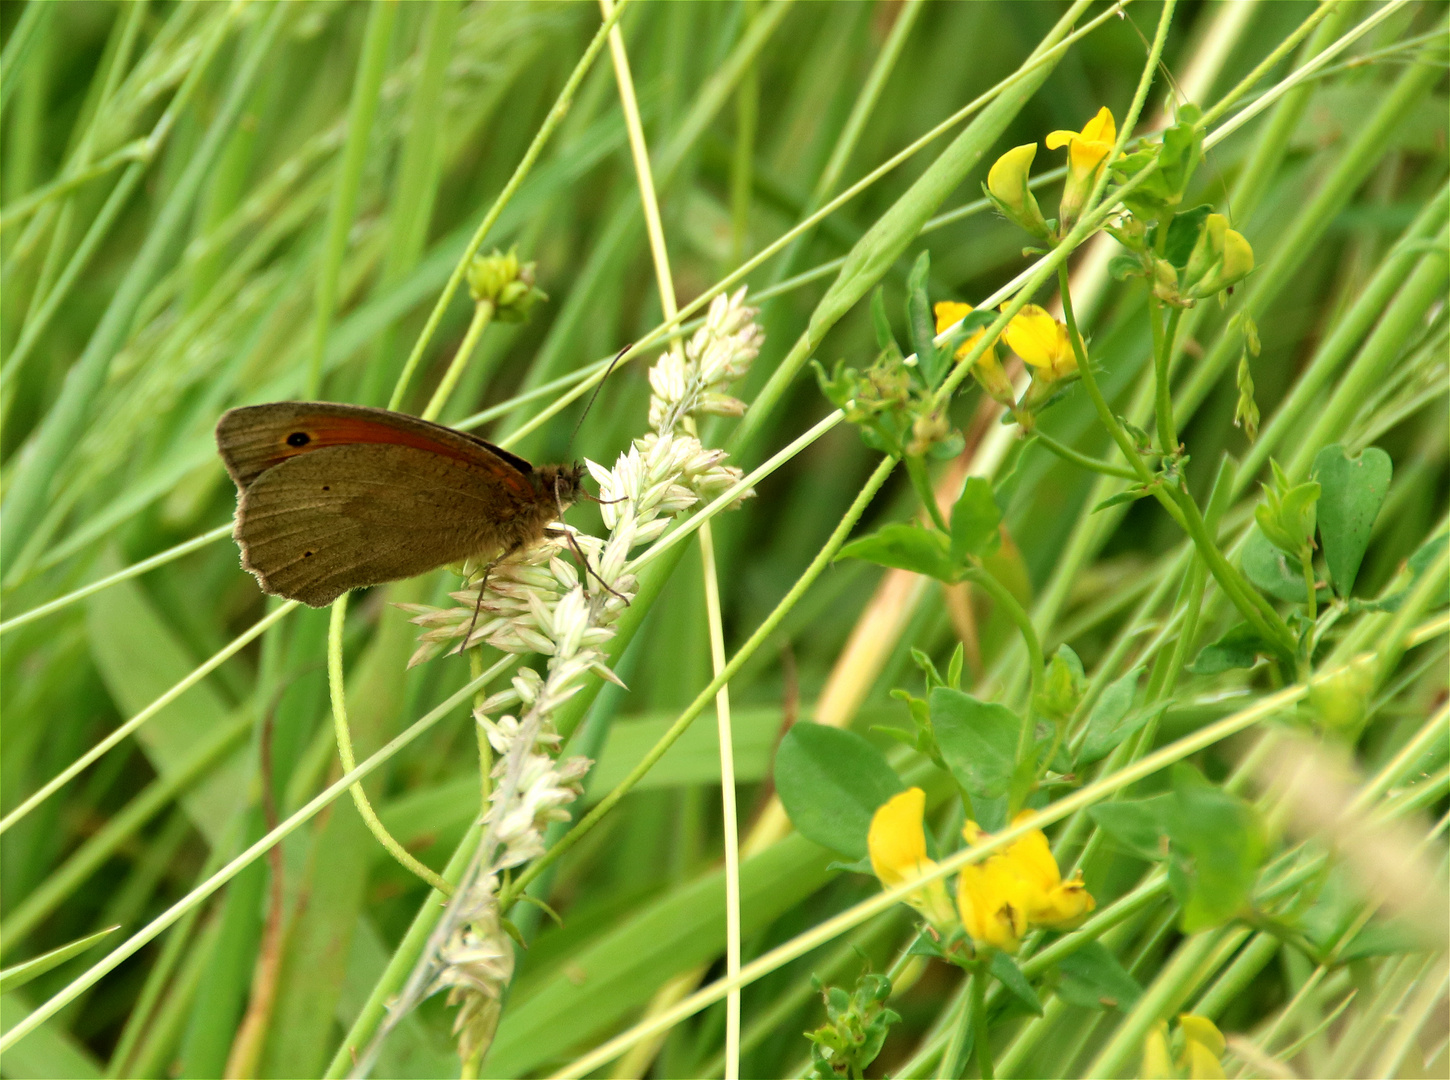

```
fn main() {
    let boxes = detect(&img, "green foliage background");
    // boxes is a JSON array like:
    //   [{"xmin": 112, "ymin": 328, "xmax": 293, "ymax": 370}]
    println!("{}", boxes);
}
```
[{"xmin": 0, "ymin": 2, "xmax": 1445, "ymax": 1078}]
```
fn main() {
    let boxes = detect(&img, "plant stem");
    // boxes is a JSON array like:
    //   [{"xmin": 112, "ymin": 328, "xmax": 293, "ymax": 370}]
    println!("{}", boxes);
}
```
[
  {"xmin": 971, "ymin": 962, "xmax": 995, "ymax": 1080},
  {"xmin": 907, "ymin": 455, "xmax": 951, "ymax": 533},
  {"xmin": 1300, "ymin": 548, "xmax": 1318, "ymax": 623},
  {"xmin": 327, "ymin": 597, "xmax": 453, "ymax": 895},
  {"xmin": 964, "ymin": 563, "xmax": 1043, "ymax": 805},
  {"xmin": 422, "ymin": 300, "xmax": 493, "ymax": 422},
  {"xmin": 1032, "ymin": 431, "xmax": 1139, "ymax": 480},
  {"xmin": 1151, "ymin": 300, "xmax": 1183, "ymax": 453},
  {"xmin": 1059, "ymin": 265, "xmax": 1293, "ymax": 656}
]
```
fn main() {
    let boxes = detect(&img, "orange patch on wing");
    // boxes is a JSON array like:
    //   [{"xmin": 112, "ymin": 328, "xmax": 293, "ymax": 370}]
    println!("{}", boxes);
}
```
[{"xmin": 273, "ymin": 415, "xmax": 533, "ymax": 496}]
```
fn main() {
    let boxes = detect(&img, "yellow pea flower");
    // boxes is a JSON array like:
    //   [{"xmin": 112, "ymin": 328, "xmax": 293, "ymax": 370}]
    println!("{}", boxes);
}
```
[
  {"xmin": 957, "ymin": 814, "xmax": 1096, "ymax": 954},
  {"xmin": 1046, "ymin": 106, "xmax": 1116, "ymax": 231},
  {"xmin": 1141, "ymin": 1020, "xmax": 1176, "ymax": 1079},
  {"xmin": 934, "ymin": 301, "xmax": 1015, "ymax": 406},
  {"xmin": 985, "ymin": 143, "xmax": 1050, "ymax": 239},
  {"xmin": 1001, "ymin": 811, "xmax": 1095, "ymax": 927},
  {"xmin": 958, "ymin": 822, "xmax": 1031, "ymax": 953},
  {"xmin": 1179, "ymin": 1015, "xmax": 1227, "ymax": 1080},
  {"xmin": 1001, "ymin": 303, "xmax": 1076, "ymax": 380},
  {"xmin": 868, "ymin": 789, "xmax": 956, "ymax": 929},
  {"xmin": 1139, "ymin": 1014, "xmax": 1227, "ymax": 1079}
]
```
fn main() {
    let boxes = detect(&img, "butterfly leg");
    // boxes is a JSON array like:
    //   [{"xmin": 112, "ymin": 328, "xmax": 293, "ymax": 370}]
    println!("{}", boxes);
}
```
[
  {"xmin": 553, "ymin": 527, "xmax": 627, "ymax": 603},
  {"xmin": 455, "ymin": 547, "xmax": 518, "ymax": 657}
]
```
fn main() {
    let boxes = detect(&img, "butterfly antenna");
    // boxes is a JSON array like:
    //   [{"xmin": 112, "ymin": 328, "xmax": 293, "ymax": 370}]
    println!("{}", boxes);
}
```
[{"xmin": 567, "ymin": 345, "xmax": 631, "ymax": 454}]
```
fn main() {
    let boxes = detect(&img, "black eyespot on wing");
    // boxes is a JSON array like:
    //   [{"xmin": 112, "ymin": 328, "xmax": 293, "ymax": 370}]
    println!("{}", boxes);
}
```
[{"xmin": 287, "ymin": 431, "xmax": 310, "ymax": 447}]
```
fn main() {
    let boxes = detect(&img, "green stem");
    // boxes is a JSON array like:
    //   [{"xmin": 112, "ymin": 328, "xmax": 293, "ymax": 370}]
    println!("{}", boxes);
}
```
[
  {"xmin": 1151, "ymin": 301, "xmax": 1183, "ymax": 453},
  {"xmin": 964, "ymin": 564, "xmax": 1042, "ymax": 808},
  {"xmin": 422, "ymin": 299, "xmax": 493, "ymax": 421},
  {"xmin": 1300, "ymin": 547, "xmax": 1318, "ymax": 623},
  {"xmin": 1032, "ymin": 432, "xmax": 1139, "ymax": 480},
  {"xmin": 327, "ymin": 597, "xmax": 453, "ymax": 895},
  {"xmin": 906, "ymin": 455, "xmax": 950, "ymax": 533},
  {"xmin": 1057, "ymin": 267, "xmax": 1154, "ymax": 487},
  {"xmin": 1059, "ymin": 266, "xmax": 1293, "ymax": 656},
  {"xmin": 971, "ymin": 962, "xmax": 994, "ymax": 1080},
  {"xmin": 937, "ymin": 976, "xmax": 974, "ymax": 1080},
  {"xmin": 501, "ymin": 454, "xmax": 898, "ymax": 908}
]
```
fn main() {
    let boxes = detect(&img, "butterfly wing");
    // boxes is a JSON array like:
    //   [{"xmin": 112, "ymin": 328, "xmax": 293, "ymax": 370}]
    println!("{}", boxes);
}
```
[
  {"xmin": 234, "ymin": 443, "xmax": 535, "ymax": 606},
  {"xmin": 216, "ymin": 401, "xmax": 537, "ymax": 493}
]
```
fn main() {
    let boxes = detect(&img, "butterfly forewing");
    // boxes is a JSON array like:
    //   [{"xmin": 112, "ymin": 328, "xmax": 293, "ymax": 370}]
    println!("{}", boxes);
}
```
[
  {"xmin": 233, "ymin": 443, "xmax": 544, "ymax": 606},
  {"xmin": 216, "ymin": 402, "xmax": 536, "ymax": 492}
]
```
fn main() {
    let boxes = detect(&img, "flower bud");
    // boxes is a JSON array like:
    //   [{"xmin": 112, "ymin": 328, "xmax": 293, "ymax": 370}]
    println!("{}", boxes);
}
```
[
  {"xmin": 1181, "ymin": 214, "xmax": 1254, "ymax": 298},
  {"xmin": 468, "ymin": 248, "xmax": 548, "ymax": 322},
  {"xmin": 985, "ymin": 144, "xmax": 1050, "ymax": 239},
  {"xmin": 1309, "ymin": 654, "xmax": 1378, "ymax": 735}
]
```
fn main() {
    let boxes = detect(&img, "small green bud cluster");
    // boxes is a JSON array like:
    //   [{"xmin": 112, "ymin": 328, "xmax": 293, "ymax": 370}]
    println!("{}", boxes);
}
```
[
  {"xmin": 805, "ymin": 971, "xmax": 900, "ymax": 1079},
  {"xmin": 467, "ymin": 247, "xmax": 547, "ymax": 322}
]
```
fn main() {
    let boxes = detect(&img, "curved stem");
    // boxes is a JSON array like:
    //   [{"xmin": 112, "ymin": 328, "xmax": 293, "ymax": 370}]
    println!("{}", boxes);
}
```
[
  {"xmin": 1032, "ymin": 431, "xmax": 1139, "ymax": 480},
  {"xmin": 328, "ymin": 597, "xmax": 453, "ymax": 895}
]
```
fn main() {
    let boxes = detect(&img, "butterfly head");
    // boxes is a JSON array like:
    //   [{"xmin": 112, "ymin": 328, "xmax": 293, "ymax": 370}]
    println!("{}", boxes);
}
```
[{"xmin": 536, "ymin": 462, "xmax": 588, "ymax": 516}]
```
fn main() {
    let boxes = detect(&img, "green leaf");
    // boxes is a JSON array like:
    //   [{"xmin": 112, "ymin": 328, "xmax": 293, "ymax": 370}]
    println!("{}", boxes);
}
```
[
  {"xmin": 0, "ymin": 993, "xmax": 104, "ymax": 1078},
  {"xmin": 1165, "ymin": 764, "xmax": 1265, "ymax": 933},
  {"xmin": 1035, "ymin": 645, "xmax": 1085, "ymax": 724},
  {"xmin": 949, "ymin": 477, "xmax": 1002, "ymax": 564},
  {"xmin": 773, "ymin": 723, "xmax": 904, "ymax": 859},
  {"xmin": 1313, "ymin": 444, "xmax": 1392, "ymax": 596},
  {"xmin": 990, "ymin": 951, "xmax": 1043, "ymax": 1015},
  {"xmin": 870, "ymin": 286, "xmax": 901, "ymax": 357},
  {"xmin": 0, "ymin": 926, "xmax": 118, "ymax": 994},
  {"xmin": 1188, "ymin": 622, "xmax": 1273, "ymax": 675},
  {"xmin": 1093, "ymin": 486, "xmax": 1153, "ymax": 513},
  {"xmin": 1242, "ymin": 527, "xmax": 1316, "ymax": 602},
  {"xmin": 1154, "ymin": 204, "xmax": 1213, "ymax": 270},
  {"xmin": 1087, "ymin": 795, "xmax": 1172, "ymax": 861},
  {"xmin": 930, "ymin": 688, "xmax": 1021, "ymax": 802},
  {"xmin": 905, "ymin": 250, "xmax": 942, "ymax": 387},
  {"xmin": 1055, "ymin": 941, "xmax": 1143, "ymax": 1011},
  {"xmin": 1077, "ymin": 668, "xmax": 1145, "ymax": 766},
  {"xmin": 838, "ymin": 523, "xmax": 957, "ymax": 581}
]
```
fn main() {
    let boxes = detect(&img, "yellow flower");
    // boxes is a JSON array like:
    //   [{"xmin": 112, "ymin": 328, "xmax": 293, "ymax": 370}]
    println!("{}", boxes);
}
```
[
  {"xmin": 1001, "ymin": 303, "xmax": 1076, "ymax": 380},
  {"xmin": 1141, "ymin": 1021, "xmax": 1175, "ymax": 1079},
  {"xmin": 934, "ymin": 301, "xmax": 1015, "ymax": 407},
  {"xmin": 1140, "ymin": 1014, "xmax": 1227, "ymax": 1079},
  {"xmin": 985, "ymin": 143, "xmax": 1049, "ymax": 238},
  {"xmin": 1179, "ymin": 1015, "xmax": 1226, "ymax": 1080},
  {"xmin": 958, "ymin": 822, "xmax": 1031, "ymax": 953},
  {"xmin": 868, "ymin": 789, "xmax": 956, "ymax": 929},
  {"xmin": 1046, "ymin": 106, "xmax": 1116, "ymax": 174},
  {"xmin": 957, "ymin": 814, "xmax": 1095, "ymax": 954},
  {"xmin": 1046, "ymin": 106, "xmax": 1116, "ymax": 231},
  {"xmin": 1001, "ymin": 811, "xmax": 1095, "ymax": 927}
]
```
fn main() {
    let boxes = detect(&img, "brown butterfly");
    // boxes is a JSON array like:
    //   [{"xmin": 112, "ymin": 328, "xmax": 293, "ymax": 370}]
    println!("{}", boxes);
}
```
[{"xmin": 216, "ymin": 401, "xmax": 585, "ymax": 607}]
